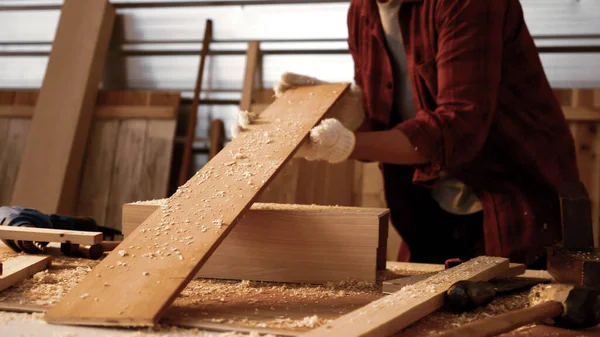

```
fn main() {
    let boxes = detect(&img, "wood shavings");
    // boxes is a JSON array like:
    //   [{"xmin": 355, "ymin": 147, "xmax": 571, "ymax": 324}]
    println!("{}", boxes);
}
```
[{"xmin": 117, "ymin": 250, "xmax": 128, "ymax": 257}]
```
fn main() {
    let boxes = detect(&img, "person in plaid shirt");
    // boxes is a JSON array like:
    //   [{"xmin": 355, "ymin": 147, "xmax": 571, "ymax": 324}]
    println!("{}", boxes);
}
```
[{"xmin": 236, "ymin": 0, "xmax": 579, "ymax": 268}]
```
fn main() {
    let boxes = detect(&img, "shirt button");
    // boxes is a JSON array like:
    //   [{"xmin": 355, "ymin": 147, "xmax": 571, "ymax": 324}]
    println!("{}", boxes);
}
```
[{"xmin": 386, "ymin": 82, "xmax": 393, "ymax": 89}]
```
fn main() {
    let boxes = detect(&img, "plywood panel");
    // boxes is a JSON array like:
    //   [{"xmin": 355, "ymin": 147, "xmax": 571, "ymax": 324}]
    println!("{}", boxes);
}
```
[
  {"xmin": 76, "ymin": 120, "xmax": 119, "ymax": 226},
  {"xmin": 44, "ymin": 83, "xmax": 349, "ymax": 327},
  {"xmin": 105, "ymin": 120, "xmax": 148, "ymax": 229},
  {"xmin": 140, "ymin": 121, "xmax": 177, "ymax": 199},
  {"xmin": 0, "ymin": 119, "xmax": 30, "ymax": 206}
]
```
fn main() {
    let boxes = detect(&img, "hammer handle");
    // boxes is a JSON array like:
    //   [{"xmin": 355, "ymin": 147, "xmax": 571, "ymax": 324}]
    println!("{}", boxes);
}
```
[{"xmin": 437, "ymin": 301, "xmax": 563, "ymax": 337}]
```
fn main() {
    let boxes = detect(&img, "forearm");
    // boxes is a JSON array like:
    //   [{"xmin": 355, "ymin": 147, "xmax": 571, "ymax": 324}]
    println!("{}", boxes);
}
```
[{"xmin": 349, "ymin": 130, "xmax": 429, "ymax": 165}]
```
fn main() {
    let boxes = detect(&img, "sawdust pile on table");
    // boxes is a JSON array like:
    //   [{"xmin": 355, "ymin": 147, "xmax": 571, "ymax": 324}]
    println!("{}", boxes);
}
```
[{"xmin": 0, "ymin": 251, "xmax": 533, "ymax": 335}]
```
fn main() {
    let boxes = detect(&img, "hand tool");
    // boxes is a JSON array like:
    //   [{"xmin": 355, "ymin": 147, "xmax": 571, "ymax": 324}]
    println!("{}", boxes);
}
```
[
  {"xmin": 0, "ymin": 206, "xmax": 121, "ymax": 255},
  {"xmin": 445, "ymin": 277, "xmax": 550, "ymax": 312},
  {"xmin": 437, "ymin": 283, "xmax": 600, "ymax": 337},
  {"xmin": 546, "ymin": 181, "xmax": 600, "ymax": 287}
]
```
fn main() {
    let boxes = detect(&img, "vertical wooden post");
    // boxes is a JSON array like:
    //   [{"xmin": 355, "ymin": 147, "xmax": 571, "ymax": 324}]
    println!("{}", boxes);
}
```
[
  {"xmin": 239, "ymin": 41, "xmax": 261, "ymax": 112},
  {"xmin": 178, "ymin": 20, "xmax": 213, "ymax": 187},
  {"xmin": 11, "ymin": 0, "xmax": 115, "ymax": 214}
]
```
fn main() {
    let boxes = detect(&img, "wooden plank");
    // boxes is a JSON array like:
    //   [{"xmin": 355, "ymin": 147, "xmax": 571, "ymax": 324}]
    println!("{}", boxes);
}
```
[
  {"xmin": 302, "ymin": 256, "xmax": 509, "ymax": 337},
  {"xmin": 239, "ymin": 41, "xmax": 260, "ymax": 112},
  {"xmin": 0, "ymin": 227, "xmax": 102, "ymax": 245},
  {"xmin": 44, "ymin": 83, "xmax": 350, "ymax": 327},
  {"xmin": 76, "ymin": 120, "xmax": 119, "ymax": 228},
  {"xmin": 104, "ymin": 120, "xmax": 148, "ymax": 230},
  {"xmin": 121, "ymin": 200, "xmax": 387, "ymax": 283},
  {"xmin": 0, "ymin": 118, "xmax": 12, "ymax": 205},
  {"xmin": 382, "ymin": 263, "xmax": 526, "ymax": 294},
  {"xmin": 10, "ymin": 0, "xmax": 115, "ymax": 214},
  {"xmin": 0, "ymin": 119, "xmax": 30, "ymax": 206},
  {"xmin": 138, "ymin": 120, "xmax": 177, "ymax": 201},
  {"xmin": 0, "ymin": 255, "xmax": 52, "ymax": 292}
]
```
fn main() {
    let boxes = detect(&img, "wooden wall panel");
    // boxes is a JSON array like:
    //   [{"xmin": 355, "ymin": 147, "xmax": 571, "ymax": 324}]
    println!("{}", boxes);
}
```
[{"xmin": 0, "ymin": 90, "xmax": 179, "ymax": 233}]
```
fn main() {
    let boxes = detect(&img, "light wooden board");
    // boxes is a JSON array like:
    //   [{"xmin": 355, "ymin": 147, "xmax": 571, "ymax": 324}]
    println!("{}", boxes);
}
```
[
  {"xmin": 76, "ymin": 120, "xmax": 119, "ymax": 230},
  {"xmin": 0, "ymin": 255, "xmax": 52, "ymax": 292},
  {"xmin": 382, "ymin": 263, "xmax": 526, "ymax": 294},
  {"xmin": 239, "ymin": 41, "xmax": 260, "ymax": 112},
  {"xmin": 10, "ymin": 0, "xmax": 115, "ymax": 214},
  {"xmin": 122, "ymin": 200, "xmax": 388, "ymax": 283},
  {"xmin": 44, "ymin": 83, "xmax": 350, "ymax": 326},
  {"xmin": 302, "ymin": 256, "xmax": 509, "ymax": 337},
  {"xmin": 0, "ymin": 227, "xmax": 102, "ymax": 245},
  {"xmin": 105, "ymin": 120, "xmax": 148, "ymax": 229},
  {"xmin": 0, "ymin": 119, "xmax": 30, "ymax": 206}
]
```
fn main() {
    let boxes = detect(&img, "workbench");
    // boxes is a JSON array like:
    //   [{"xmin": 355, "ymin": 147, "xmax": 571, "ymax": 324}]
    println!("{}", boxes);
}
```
[{"xmin": 1, "ymin": 241, "xmax": 598, "ymax": 337}]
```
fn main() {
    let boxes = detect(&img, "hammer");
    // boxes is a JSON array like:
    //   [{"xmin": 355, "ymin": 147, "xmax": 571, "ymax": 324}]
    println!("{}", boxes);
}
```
[{"xmin": 437, "ymin": 284, "xmax": 600, "ymax": 337}]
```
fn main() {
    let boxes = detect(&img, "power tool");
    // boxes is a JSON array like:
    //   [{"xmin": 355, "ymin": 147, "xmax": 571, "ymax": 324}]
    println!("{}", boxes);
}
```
[{"xmin": 0, "ymin": 206, "xmax": 121, "ymax": 254}]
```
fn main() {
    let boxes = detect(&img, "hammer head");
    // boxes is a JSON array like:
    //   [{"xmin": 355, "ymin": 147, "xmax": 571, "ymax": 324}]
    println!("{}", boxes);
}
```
[{"xmin": 529, "ymin": 284, "xmax": 600, "ymax": 329}]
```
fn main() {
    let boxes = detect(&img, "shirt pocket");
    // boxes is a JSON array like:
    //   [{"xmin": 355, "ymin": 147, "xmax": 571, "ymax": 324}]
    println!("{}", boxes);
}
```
[{"xmin": 412, "ymin": 57, "xmax": 438, "ymax": 110}]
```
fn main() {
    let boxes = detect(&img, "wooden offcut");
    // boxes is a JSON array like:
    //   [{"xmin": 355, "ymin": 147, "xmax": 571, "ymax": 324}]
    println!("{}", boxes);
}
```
[
  {"xmin": 122, "ymin": 200, "xmax": 388, "ymax": 283},
  {"xmin": 44, "ymin": 83, "xmax": 350, "ymax": 326},
  {"xmin": 0, "ymin": 255, "xmax": 52, "ymax": 292},
  {"xmin": 0, "ymin": 227, "xmax": 102, "ymax": 246},
  {"xmin": 10, "ymin": 0, "xmax": 115, "ymax": 215},
  {"xmin": 302, "ymin": 256, "xmax": 509, "ymax": 337}
]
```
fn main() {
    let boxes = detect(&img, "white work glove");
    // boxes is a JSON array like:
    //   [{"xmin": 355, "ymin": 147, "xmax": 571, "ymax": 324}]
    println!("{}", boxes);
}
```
[
  {"xmin": 295, "ymin": 118, "xmax": 356, "ymax": 164},
  {"xmin": 274, "ymin": 72, "xmax": 366, "ymax": 132}
]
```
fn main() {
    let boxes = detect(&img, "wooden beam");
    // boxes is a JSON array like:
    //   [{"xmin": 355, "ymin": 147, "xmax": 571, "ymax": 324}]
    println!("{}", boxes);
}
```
[
  {"xmin": 179, "ymin": 19, "xmax": 212, "ymax": 186},
  {"xmin": 10, "ymin": 0, "xmax": 115, "ymax": 214},
  {"xmin": 239, "ymin": 41, "xmax": 260, "ymax": 112},
  {"xmin": 44, "ymin": 83, "xmax": 350, "ymax": 327},
  {"xmin": 0, "ymin": 227, "xmax": 102, "ymax": 246},
  {"xmin": 122, "ymin": 200, "xmax": 388, "ymax": 283},
  {"xmin": 563, "ymin": 106, "xmax": 600, "ymax": 121},
  {"xmin": 0, "ymin": 255, "xmax": 52, "ymax": 292},
  {"xmin": 0, "ymin": 106, "xmax": 177, "ymax": 120},
  {"xmin": 302, "ymin": 256, "xmax": 509, "ymax": 337}
]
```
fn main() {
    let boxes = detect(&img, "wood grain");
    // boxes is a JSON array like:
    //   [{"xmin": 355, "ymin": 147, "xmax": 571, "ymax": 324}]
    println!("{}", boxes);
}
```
[
  {"xmin": 302, "ymin": 256, "xmax": 509, "ymax": 337},
  {"xmin": 122, "ymin": 200, "xmax": 388, "ymax": 283},
  {"xmin": 0, "ymin": 119, "xmax": 30, "ymax": 206},
  {"xmin": 105, "ymin": 120, "xmax": 148, "ymax": 230},
  {"xmin": 44, "ymin": 83, "xmax": 350, "ymax": 326},
  {"xmin": 0, "ymin": 227, "xmax": 102, "ymax": 245},
  {"xmin": 0, "ymin": 255, "xmax": 52, "ymax": 292},
  {"xmin": 76, "ymin": 120, "xmax": 119, "ymax": 228},
  {"xmin": 10, "ymin": 0, "xmax": 115, "ymax": 214},
  {"xmin": 139, "ymin": 120, "xmax": 177, "ymax": 200}
]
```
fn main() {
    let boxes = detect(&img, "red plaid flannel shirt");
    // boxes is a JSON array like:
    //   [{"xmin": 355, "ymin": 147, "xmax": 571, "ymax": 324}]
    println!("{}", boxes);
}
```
[{"xmin": 347, "ymin": 0, "xmax": 579, "ymax": 264}]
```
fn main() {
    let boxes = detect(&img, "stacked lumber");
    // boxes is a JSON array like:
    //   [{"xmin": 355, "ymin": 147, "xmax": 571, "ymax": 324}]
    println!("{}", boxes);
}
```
[{"xmin": 123, "ymin": 200, "xmax": 389, "ymax": 283}]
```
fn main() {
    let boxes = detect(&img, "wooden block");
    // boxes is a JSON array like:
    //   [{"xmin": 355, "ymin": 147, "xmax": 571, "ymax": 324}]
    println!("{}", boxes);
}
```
[
  {"xmin": 10, "ymin": 0, "xmax": 115, "ymax": 215},
  {"xmin": 44, "ymin": 83, "xmax": 350, "ymax": 327},
  {"xmin": 0, "ymin": 227, "xmax": 102, "ymax": 245},
  {"xmin": 122, "ymin": 200, "xmax": 388, "ymax": 283},
  {"xmin": 0, "ymin": 255, "xmax": 52, "ymax": 292},
  {"xmin": 302, "ymin": 256, "xmax": 509, "ymax": 337}
]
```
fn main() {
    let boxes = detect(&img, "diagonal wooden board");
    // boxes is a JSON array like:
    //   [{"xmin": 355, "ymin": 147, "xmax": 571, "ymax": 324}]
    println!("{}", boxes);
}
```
[
  {"xmin": 302, "ymin": 256, "xmax": 509, "ymax": 337},
  {"xmin": 44, "ymin": 83, "xmax": 350, "ymax": 327}
]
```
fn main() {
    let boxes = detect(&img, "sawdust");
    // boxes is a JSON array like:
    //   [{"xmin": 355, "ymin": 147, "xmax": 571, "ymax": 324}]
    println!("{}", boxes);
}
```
[{"xmin": 400, "ymin": 291, "xmax": 531, "ymax": 336}]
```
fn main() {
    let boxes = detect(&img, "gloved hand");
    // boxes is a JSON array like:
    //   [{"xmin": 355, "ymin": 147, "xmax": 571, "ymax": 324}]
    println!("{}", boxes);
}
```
[
  {"xmin": 274, "ymin": 72, "xmax": 366, "ymax": 132},
  {"xmin": 295, "ymin": 118, "xmax": 355, "ymax": 164}
]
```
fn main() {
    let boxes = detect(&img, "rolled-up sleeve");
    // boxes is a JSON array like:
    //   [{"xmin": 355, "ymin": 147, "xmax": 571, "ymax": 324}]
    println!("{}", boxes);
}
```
[{"xmin": 394, "ymin": 0, "xmax": 506, "ymax": 172}]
